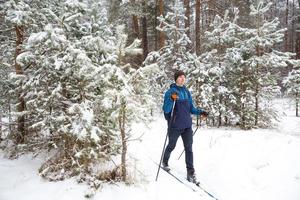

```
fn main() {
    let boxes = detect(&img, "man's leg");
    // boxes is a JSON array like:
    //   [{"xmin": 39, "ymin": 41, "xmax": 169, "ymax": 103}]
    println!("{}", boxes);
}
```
[
  {"xmin": 163, "ymin": 128, "xmax": 181, "ymax": 165},
  {"xmin": 181, "ymin": 128, "xmax": 199, "ymax": 184},
  {"xmin": 181, "ymin": 128, "xmax": 194, "ymax": 174}
]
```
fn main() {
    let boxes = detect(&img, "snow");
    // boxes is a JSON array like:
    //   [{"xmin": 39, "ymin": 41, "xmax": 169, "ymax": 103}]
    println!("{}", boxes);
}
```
[
  {"xmin": 28, "ymin": 32, "xmax": 48, "ymax": 46},
  {"xmin": 1, "ymin": 98, "xmax": 300, "ymax": 200},
  {"xmin": 0, "ymin": 154, "xmax": 89, "ymax": 200}
]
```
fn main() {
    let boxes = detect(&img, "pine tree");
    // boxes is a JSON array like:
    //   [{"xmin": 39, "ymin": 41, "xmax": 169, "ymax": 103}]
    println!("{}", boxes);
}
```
[
  {"xmin": 283, "ymin": 67, "xmax": 300, "ymax": 117},
  {"xmin": 190, "ymin": 10, "xmax": 239, "ymax": 127},
  {"xmin": 145, "ymin": 4, "xmax": 193, "ymax": 92},
  {"xmin": 3, "ymin": 0, "xmax": 155, "ymax": 188},
  {"xmin": 227, "ymin": 1, "xmax": 295, "ymax": 129}
]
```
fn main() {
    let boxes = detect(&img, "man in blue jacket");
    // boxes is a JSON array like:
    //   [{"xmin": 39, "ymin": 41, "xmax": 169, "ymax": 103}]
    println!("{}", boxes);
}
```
[{"xmin": 162, "ymin": 70, "xmax": 208, "ymax": 184}]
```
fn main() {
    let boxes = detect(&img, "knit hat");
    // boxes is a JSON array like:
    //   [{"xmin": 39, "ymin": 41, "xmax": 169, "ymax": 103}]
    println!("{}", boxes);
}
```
[{"xmin": 174, "ymin": 70, "xmax": 185, "ymax": 82}]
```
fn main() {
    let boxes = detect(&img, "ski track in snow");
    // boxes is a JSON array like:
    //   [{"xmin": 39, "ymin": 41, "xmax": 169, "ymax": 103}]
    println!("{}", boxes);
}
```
[{"xmin": 0, "ymin": 98, "xmax": 300, "ymax": 200}]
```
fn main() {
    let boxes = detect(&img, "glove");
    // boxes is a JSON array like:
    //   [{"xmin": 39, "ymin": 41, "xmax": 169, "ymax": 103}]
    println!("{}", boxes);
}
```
[
  {"xmin": 201, "ymin": 111, "xmax": 209, "ymax": 117},
  {"xmin": 171, "ymin": 93, "xmax": 179, "ymax": 101}
]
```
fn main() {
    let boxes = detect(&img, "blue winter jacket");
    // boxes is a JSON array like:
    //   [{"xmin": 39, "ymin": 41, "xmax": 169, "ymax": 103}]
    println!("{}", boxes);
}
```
[{"xmin": 163, "ymin": 83, "xmax": 203, "ymax": 129}]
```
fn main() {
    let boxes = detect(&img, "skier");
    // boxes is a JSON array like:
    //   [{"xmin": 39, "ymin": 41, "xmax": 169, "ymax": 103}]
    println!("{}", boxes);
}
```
[{"xmin": 162, "ymin": 70, "xmax": 208, "ymax": 184}]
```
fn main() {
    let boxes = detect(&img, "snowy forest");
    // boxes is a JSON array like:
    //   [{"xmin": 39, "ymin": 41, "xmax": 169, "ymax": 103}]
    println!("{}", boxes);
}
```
[{"xmin": 0, "ymin": 0, "xmax": 300, "ymax": 200}]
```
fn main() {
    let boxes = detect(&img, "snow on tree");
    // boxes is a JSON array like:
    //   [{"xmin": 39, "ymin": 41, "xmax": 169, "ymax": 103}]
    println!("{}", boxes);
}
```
[
  {"xmin": 188, "ymin": 10, "xmax": 239, "ymax": 127},
  {"xmin": 283, "ymin": 65, "xmax": 300, "ymax": 117},
  {"xmin": 226, "ymin": 1, "xmax": 295, "ymax": 129},
  {"xmin": 144, "ymin": 2, "xmax": 194, "ymax": 102},
  {"xmin": 3, "ymin": 0, "xmax": 156, "ymax": 191}
]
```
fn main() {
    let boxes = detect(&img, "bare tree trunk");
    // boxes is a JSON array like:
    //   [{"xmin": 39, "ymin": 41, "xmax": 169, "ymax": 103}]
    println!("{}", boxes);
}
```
[
  {"xmin": 62, "ymin": 82, "xmax": 68, "ymax": 112},
  {"xmin": 218, "ymin": 94, "xmax": 222, "ymax": 127},
  {"xmin": 254, "ymin": 80, "xmax": 259, "ymax": 126},
  {"xmin": 184, "ymin": 0, "xmax": 190, "ymax": 39},
  {"xmin": 15, "ymin": 25, "xmax": 26, "ymax": 143},
  {"xmin": 195, "ymin": 80, "xmax": 201, "ymax": 106},
  {"xmin": 0, "ymin": 112, "xmax": 2, "ymax": 141},
  {"xmin": 296, "ymin": 0, "xmax": 300, "ymax": 59},
  {"xmin": 224, "ymin": 101, "xmax": 229, "ymax": 126},
  {"xmin": 212, "ymin": 94, "xmax": 216, "ymax": 126},
  {"xmin": 217, "ymin": 33, "xmax": 222, "ymax": 127},
  {"xmin": 108, "ymin": 0, "xmax": 121, "ymax": 23},
  {"xmin": 255, "ymin": 54, "xmax": 259, "ymax": 126},
  {"xmin": 207, "ymin": 0, "xmax": 213, "ymax": 26},
  {"xmin": 296, "ymin": 32, "xmax": 300, "ymax": 59},
  {"xmin": 131, "ymin": 0, "xmax": 140, "ymax": 39},
  {"xmin": 158, "ymin": 0, "xmax": 165, "ymax": 49},
  {"xmin": 285, "ymin": 0, "xmax": 289, "ymax": 51},
  {"xmin": 174, "ymin": 10, "xmax": 179, "ymax": 54},
  {"xmin": 254, "ymin": 43, "xmax": 262, "ymax": 126},
  {"xmin": 154, "ymin": 0, "xmax": 158, "ymax": 50},
  {"xmin": 141, "ymin": 1, "xmax": 149, "ymax": 60},
  {"xmin": 291, "ymin": 0, "xmax": 295, "ymax": 53},
  {"xmin": 195, "ymin": 0, "xmax": 201, "ymax": 55},
  {"xmin": 240, "ymin": 67, "xmax": 247, "ymax": 129},
  {"xmin": 296, "ymin": 92, "xmax": 299, "ymax": 117},
  {"xmin": 8, "ymin": 97, "xmax": 12, "ymax": 134},
  {"xmin": 119, "ymin": 100, "xmax": 127, "ymax": 182}
]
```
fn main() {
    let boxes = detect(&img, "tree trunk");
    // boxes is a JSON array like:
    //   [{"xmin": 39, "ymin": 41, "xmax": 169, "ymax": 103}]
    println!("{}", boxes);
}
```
[
  {"xmin": 285, "ymin": 0, "xmax": 289, "ymax": 51},
  {"xmin": 291, "ymin": 0, "xmax": 295, "ymax": 53},
  {"xmin": 254, "ymin": 44, "xmax": 262, "ymax": 126},
  {"xmin": 0, "ymin": 112, "xmax": 2, "ymax": 141},
  {"xmin": 296, "ymin": 32, "xmax": 300, "ymax": 59},
  {"xmin": 224, "ymin": 102, "xmax": 229, "ymax": 126},
  {"xmin": 232, "ymin": 0, "xmax": 252, "ymax": 28},
  {"xmin": 62, "ymin": 82, "xmax": 68, "ymax": 112},
  {"xmin": 296, "ymin": 92, "xmax": 299, "ymax": 117},
  {"xmin": 254, "ymin": 81, "xmax": 259, "ymax": 126},
  {"xmin": 8, "ymin": 97, "xmax": 12, "ymax": 134},
  {"xmin": 15, "ymin": 25, "xmax": 26, "ymax": 143},
  {"xmin": 131, "ymin": 0, "xmax": 140, "ymax": 38},
  {"xmin": 296, "ymin": 0, "xmax": 300, "ymax": 59},
  {"xmin": 240, "ymin": 67, "xmax": 247, "ymax": 129},
  {"xmin": 174, "ymin": 11, "xmax": 179, "ymax": 54},
  {"xmin": 254, "ymin": 58, "xmax": 259, "ymax": 126},
  {"xmin": 119, "ymin": 100, "xmax": 127, "ymax": 182},
  {"xmin": 158, "ymin": 0, "xmax": 165, "ymax": 49},
  {"xmin": 184, "ymin": 0, "xmax": 190, "ymax": 39},
  {"xmin": 108, "ymin": 0, "xmax": 121, "ymax": 23},
  {"xmin": 154, "ymin": 0, "xmax": 158, "ymax": 50},
  {"xmin": 195, "ymin": 0, "xmax": 201, "ymax": 55},
  {"xmin": 217, "ymin": 33, "xmax": 222, "ymax": 127},
  {"xmin": 218, "ymin": 94, "xmax": 222, "ymax": 128},
  {"xmin": 141, "ymin": 1, "xmax": 149, "ymax": 60}
]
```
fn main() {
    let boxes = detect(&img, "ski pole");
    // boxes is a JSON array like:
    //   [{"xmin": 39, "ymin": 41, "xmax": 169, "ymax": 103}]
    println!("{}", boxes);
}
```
[
  {"xmin": 177, "ymin": 113, "xmax": 200, "ymax": 160},
  {"xmin": 155, "ymin": 100, "xmax": 176, "ymax": 181}
]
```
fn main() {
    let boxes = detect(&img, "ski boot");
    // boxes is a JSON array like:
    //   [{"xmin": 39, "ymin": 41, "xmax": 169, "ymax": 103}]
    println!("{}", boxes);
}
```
[
  {"xmin": 162, "ymin": 162, "xmax": 170, "ymax": 172},
  {"xmin": 187, "ymin": 171, "xmax": 200, "ymax": 186}
]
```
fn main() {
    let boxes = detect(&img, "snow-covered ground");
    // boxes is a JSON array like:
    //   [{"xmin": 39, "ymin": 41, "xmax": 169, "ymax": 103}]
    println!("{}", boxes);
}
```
[{"xmin": 1, "ymin": 98, "xmax": 300, "ymax": 200}]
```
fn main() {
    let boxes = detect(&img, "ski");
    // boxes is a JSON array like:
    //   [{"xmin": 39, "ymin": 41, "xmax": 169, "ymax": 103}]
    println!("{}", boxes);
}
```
[
  {"xmin": 162, "ymin": 166, "xmax": 219, "ymax": 200},
  {"xmin": 152, "ymin": 159, "xmax": 218, "ymax": 199},
  {"xmin": 171, "ymin": 168, "xmax": 219, "ymax": 200},
  {"xmin": 162, "ymin": 167, "xmax": 199, "ymax": 192},
  {"xmin": 144, "ymin": 149, "xmax": 219, "ymax": 199},
  {"xmin": 196, "ymin": 182, "xmax": 219, "ymax": 200}
]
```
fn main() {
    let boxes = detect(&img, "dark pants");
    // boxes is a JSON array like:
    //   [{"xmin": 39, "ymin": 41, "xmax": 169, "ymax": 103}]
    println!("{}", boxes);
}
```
[{"xmin": 163, "ymin": 127, "xmax": 194, "ymax": 173}]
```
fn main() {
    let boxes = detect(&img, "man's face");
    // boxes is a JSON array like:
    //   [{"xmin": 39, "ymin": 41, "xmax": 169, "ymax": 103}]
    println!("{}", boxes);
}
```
[{"xmin": 176, "ymin": 75, "xmax": 185, "ymax": 86}]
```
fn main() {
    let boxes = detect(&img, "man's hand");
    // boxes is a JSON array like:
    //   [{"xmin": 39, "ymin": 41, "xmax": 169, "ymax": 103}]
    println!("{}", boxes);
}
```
[
  {"xmin": 171, "ymin": 93, "xmax": 179, "ymax": 101},
  {"xmin": 200, "ymin": 111, "xmax": 209, "ymax": 120}
]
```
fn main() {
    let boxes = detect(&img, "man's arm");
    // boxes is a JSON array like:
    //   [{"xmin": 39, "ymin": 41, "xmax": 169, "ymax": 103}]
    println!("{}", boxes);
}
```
[
  {"xmin": 188, "ymin": 90, "xmax": 204, "ymax": 115},
  {"xmin": 162, "ymin": 90, "xmax": 174, "ymax": 114}
]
